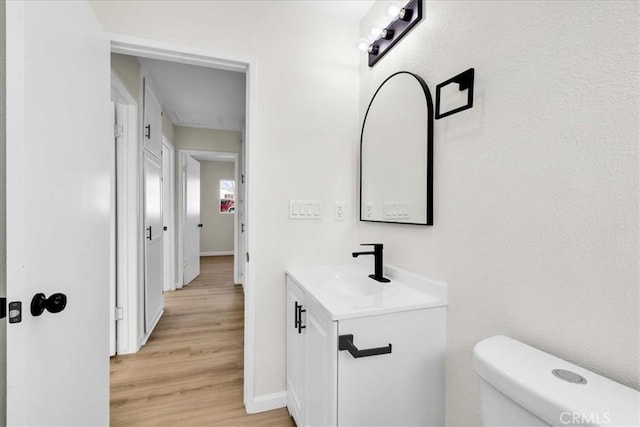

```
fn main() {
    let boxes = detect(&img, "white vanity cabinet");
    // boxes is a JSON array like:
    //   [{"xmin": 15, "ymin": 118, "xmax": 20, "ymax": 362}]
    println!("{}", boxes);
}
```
[
  {"xmin": 286, "ymin": 277, "xmax": 337, "ymax": 427},
  {"xmin": 286, "ymin": 266, "xmax": 447, "ymax": 427}
]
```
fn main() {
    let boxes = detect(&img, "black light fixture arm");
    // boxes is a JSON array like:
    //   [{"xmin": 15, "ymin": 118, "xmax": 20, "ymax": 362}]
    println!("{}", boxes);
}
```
[{"xmin": 368, "ymin": 0, "xmax": 423, "ymax": 67}]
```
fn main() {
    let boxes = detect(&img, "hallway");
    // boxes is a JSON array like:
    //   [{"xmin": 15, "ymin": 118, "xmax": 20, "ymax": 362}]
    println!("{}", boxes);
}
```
[{"xmin": 110, "ymin": 256, "xmax": 294, "ymax": 426}]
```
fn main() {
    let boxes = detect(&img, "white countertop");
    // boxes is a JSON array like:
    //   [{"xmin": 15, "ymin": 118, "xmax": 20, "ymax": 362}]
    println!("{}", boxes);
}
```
[{"xmin": 286, "ymin": 263, "xmax": 447, "ymax": 320}]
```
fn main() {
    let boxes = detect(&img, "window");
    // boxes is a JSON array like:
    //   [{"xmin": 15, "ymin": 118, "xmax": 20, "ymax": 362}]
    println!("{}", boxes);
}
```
[{"xmin": 219, "ymin": 180, "xmax": 235, "ymax": 213}]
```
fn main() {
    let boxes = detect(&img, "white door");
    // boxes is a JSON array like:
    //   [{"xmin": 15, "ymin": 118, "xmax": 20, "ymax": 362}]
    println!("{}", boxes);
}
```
[
  {"xmin": 184, "ymin": 155, "xmax": 201, "ymax": 285},
  {"xmin": 162, "ymin": 141, "xmax": 174, "ymax": 292},
  {"xmin": 143, "ymin": 79, "xmax": 162, "ymax": 159},
  {"xmin": 144, "ymin": 152, "xmax": 164, "ymax": 332},
  {"xmin": 285, "ymin": 278, "xmax": 306, "ymax": 426},
  {"xmin": 6, "ymin": 1, "xmax": 111, "ymax": 425},
  {"xmin": 110, "ymin": 102, "xmax": 118, "ymax": 356},
  {"xmin": 236, "ymin": 136, "xmax": 246, "ymax": 285},
  {"xmin": 304, "ymin": 299, "xmax": 338, "ymax": 427},
  {"xmin": 337, "ymin": 309, "xmax": 446, "ymax": 426}
]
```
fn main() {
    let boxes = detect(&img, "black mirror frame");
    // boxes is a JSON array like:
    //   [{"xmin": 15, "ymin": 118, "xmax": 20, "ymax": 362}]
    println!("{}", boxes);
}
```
[{"xmin": 359, "ymin": 71, "xmax": 434, "ymax": 226}]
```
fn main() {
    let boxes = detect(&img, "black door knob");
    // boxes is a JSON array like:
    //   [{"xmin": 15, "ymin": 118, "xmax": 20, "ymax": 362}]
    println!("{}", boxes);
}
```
[
  {"xmin": 198, "ymin": 224, "xmax": 203, "ymax": 228},
  {"xmin": 30, "ymin": 293, "xmax": 67, "ymax": 316}
]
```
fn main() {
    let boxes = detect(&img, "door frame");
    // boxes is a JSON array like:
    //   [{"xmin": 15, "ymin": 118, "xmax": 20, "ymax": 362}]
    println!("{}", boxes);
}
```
[
  {"xmin": 0, "ymin": 0, "xmax": 6, "ymax": 423},
  {"xmin": 179, "ymin": 152, "xmax": 201, "ymax": 287},
  {"xmin": 178, "ymin": 150, "xmax": 239, "ymax": 286},
  {"xmin": 110, "ymin": 34, "xmax": 259, "ymax": 412},
  {"xmin": 111, "ymin": 71, "xmax": 140, "ymax": 355},
  {"xmin": 162, "ymin": 137, "xmax": 176, "ymax": 292}
]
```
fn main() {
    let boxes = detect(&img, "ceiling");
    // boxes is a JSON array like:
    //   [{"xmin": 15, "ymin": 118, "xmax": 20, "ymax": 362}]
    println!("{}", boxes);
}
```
[{"xmin": 139, "ymin": 57, "xmax": 246, "ymax": 132}]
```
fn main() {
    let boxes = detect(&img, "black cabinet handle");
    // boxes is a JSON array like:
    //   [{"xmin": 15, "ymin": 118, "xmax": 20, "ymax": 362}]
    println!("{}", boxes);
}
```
[
  {"xmin": 147, "ymin": 226, "xmax": 152, "ymax": 240},
  {"xmin": 338, "ymin": 334, "xmax": 392, "ymax": 358},
  {"xmin": 145, "ymin": 124, "xmax": 151, "ymax": 139},
  {"xmin": 294, "ymin": 301, "xmax": 306, "ymax": 334},
  {"xmin": 198, "ymin": 223, "xmax": 203, "ymax": 228}
]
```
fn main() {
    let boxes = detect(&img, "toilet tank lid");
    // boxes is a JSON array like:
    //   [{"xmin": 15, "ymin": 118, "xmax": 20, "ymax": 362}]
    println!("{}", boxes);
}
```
[{"xmin": 473, "ymin": 335, "xmax": 640, "ymax": 427}]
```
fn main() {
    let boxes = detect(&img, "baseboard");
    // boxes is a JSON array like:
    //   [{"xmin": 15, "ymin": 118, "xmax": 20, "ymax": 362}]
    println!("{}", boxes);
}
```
[
  {"xmin": 200, "ymin": 251, "xmax": 233, "ymax": 256},
  {"xmin": 245, "ymin": 391, "xmax": 287, "ymax": 414}
]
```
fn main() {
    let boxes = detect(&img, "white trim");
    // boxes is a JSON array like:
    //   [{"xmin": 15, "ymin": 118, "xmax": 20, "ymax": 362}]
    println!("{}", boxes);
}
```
[
  {"xmin": 111, "ymin": 34, "xmax": 250, "ymax": 73},
  {"xmin": 178, "ymin": 149, "xmax": 239, "ymax": 287},
  {"xmin": 200, "ymin": 251, "xmax": 233, "ymax": 256},
  {"xmin": 111, "ymin": 71, "xmax": 141, "ymax": 356},
  {"xmin": 108, "ymin": 34, "xmax": 258, "ymax": 413},
  {"xmin": 110, "ymin": 101, "xmax": 116, "ymax": 357},
  {"xmin": 162, "ymin": 137, "xmax": 176, "ymax": 293},
  {"xmin": 245, "ymin": 391, "xmax": 287, "ymax": 415},
  {"xmin": 243, "ymin": 57, "xmax": 258, "ymax": 412},
  {"xmin": 111, "ymin": 71, "xmax": 136, "ymax": 105}
]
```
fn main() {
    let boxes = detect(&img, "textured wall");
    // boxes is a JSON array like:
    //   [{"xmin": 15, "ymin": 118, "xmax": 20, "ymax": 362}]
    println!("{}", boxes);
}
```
[{"xmin": 359, "ymin": 1, "xmax": 639, "ymax": 425}]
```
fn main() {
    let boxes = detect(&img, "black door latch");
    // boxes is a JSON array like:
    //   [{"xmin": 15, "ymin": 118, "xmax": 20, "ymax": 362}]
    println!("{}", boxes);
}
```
[{"xmin": 30, "ymin": 293, "xmax": 67, "ymax": 317}]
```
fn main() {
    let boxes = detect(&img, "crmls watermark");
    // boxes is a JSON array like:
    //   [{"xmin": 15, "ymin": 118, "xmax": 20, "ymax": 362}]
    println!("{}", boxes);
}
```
[{"xmin": 560, "ymin": 411, "xmax": 611, "ymax": 425}]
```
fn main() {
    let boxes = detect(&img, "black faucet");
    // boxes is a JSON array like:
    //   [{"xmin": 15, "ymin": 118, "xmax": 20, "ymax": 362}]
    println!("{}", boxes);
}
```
[{"xmin": 352, "ymin": 243, "xmax": 390, "ymax": 283}]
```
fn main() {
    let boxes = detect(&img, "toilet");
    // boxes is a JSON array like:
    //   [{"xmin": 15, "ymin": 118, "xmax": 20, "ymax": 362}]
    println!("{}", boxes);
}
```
[{"xmin": 473, "ymin": 335, "xmax": 640, "ymax": 427}]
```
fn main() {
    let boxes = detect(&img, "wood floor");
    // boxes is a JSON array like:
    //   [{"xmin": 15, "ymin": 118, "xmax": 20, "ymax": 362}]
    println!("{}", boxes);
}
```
[{"xmin": 110, "ymin": 256, "xmax": 295, "ymax": 426}]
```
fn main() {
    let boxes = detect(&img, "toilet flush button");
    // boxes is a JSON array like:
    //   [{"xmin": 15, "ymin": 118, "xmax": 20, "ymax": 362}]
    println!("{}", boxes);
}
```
[{"xmin": 552, "ymin": 369, "xmax": 587, "ymax": 384}]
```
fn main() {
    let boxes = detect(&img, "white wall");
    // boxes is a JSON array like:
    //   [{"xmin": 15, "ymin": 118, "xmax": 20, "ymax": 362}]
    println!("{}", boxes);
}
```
[
  {"xmin": 359, "ymin": 1, "xmax": 639, "ymax": 425},
  {"xmin": 200, "ymin": 160, "xmax": 235, "ymax": 254},
  {"xmin": 111, "ymin": 53, "xmax": 176, "ymax": 143},
  {"xmin": 175, "ymin": 126, "xmax": 241, "ymax": 153},
  {"xmin": 91, "ymin": 1, "xmax": 360, "ymax": 398}
]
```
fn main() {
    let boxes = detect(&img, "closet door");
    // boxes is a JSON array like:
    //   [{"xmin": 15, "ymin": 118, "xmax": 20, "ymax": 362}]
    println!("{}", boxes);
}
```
[
  {"xmin": 183, "ymin": 155, "xmax": 201, "ymax": 285},
  {"xmin": 144, "ymin": 151, "xmax": 164, "ymax": 332},
  {"xmin": 143, "ymin": 79, "xmax": 162, "ymax": 158}
]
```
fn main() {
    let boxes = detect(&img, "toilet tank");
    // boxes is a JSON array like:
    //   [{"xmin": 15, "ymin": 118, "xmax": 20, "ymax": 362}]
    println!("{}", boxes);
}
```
[{"xmin": 473, "ymin": 336, "xmax": 640, "ymax": 427}]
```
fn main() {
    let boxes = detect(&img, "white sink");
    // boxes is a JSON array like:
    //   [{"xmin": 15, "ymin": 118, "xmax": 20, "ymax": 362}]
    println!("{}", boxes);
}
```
[
  {"xmin": 286, "ymin": 263, "xmax": 447, "ymax": 320},
  {"xmin": 324, "ymin": 275, "xmax": 399, "ymax": 297}
]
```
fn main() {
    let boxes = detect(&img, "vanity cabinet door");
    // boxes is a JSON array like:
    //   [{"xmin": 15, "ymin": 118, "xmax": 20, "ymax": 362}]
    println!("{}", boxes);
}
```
[
  {"xmin": 286, "ymin": 278, "xmax": 306, "ymax": 425},
  {"xmin": 303, "ymin": 299, "xmax": 338, "ymax": 427},
  {"xmin": 337, "ymin": 307, "xmax": 446, "ymax": 427}
]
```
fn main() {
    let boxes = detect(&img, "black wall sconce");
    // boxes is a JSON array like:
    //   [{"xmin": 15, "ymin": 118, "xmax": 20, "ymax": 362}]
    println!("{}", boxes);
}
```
[
  {"xmin": 367, "ymin": 0, "xmax": 423, "ymax": 67},
  {"xmin": 435, "ymin": 68, "xmax": 475, "ymax": 119}
]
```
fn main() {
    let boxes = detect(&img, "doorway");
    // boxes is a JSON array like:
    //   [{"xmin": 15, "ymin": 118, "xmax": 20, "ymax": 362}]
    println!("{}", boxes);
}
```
[
  {"xmin": 179, "ymin": 150, "xmax": 241, "ymax": 288},
  {"xmin": 110, "ymin": 35, "xmax": 258, "ymax": 411}
]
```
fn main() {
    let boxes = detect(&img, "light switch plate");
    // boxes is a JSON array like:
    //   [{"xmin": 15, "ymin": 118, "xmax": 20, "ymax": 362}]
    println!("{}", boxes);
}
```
[
  {"xmin": 290, "ymin": 200, "xmax": 322, "ymax": 219},
  {"xmin": 384, "ymin": 201, "xmax": 410, "ymax": 220}
]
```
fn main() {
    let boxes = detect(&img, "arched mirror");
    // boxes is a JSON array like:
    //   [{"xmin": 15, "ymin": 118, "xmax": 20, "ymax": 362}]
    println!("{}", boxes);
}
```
[{"xmin": 360, "ymin": 71, "xmax": 434, "ymax": 225}]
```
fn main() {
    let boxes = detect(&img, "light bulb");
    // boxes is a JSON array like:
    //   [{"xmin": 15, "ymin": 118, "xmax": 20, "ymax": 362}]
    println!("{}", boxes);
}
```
[
  {"xmin": 399, "ymin": 7, "xmax": 413, "ymax": 21},
  {"xmin": 387, "ymin": 4, "xmax": 401, "ymax": 18},
  {"xmin": 370, "ymin": 26, "xmax": 382, "ymax": 38},
  {"xmin": 381, "ymin": 28, "xmax": 394, "ymax": 40},
  {"xmin": 357, "ymin": 38, "xmax": 369, "ymax": 52}
]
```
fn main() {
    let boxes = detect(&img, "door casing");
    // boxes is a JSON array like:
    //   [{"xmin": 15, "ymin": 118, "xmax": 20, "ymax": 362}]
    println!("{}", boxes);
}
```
[
  {"xmin": 112, "ymin": 71, "xmax": 140, "ymax": 355},
  {"xmin": 110, "ymin": 34, "xmax": 260, "ymax": 412},
  {"xmin": 178, "ymin": 149, "xmax": 240, "ymax": 287},
  {"xmin": 182, "ymin": 154, "xmax": 201, "ymax": 286},
  {"xmin": 162, "ymin": 137, "xmax": 176, "ymax": 292}
]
